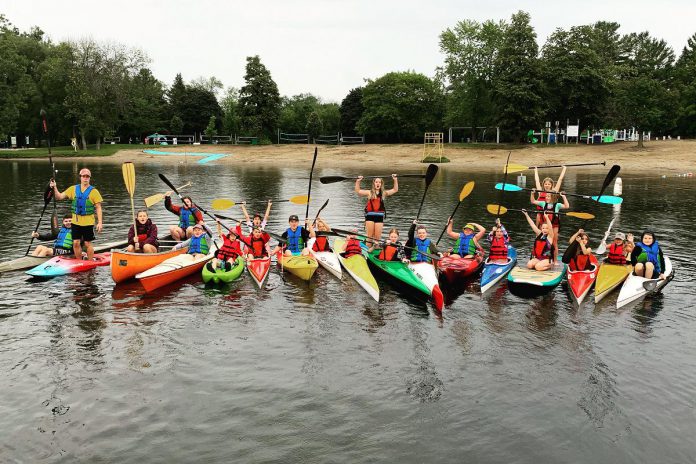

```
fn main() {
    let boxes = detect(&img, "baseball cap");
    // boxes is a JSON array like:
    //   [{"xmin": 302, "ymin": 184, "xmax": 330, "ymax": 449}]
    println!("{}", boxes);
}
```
[
  {"xmin": 289, "ymin": 214, "xmax": 299, "ymax": 221},
  {"xmin": 192, "ymin": 223, "xmax": 203, "ymax": 230},
  {"xmin": 614, "ymin": 232, "xmax": 626, "ymax": 240},
  {"xmin": 79, "ymin": 168, "xmax": 91, "ymax": 177}
]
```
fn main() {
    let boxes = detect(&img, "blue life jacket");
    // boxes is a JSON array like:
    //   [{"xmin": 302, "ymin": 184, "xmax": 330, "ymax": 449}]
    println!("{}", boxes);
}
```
[
  {"xmin": 53, "ymin": 227, "xmax": 73, "ymax": 250},
  {"xmin": 179, "ymin": 206, "xmax": 200, "ymax": 229},
  {"xmin": 188, "ymin": 235, "xmax": 209, "ymax": 254},
  {"xmin": 411, "ymin": 237, "xmax": 431, "ymax": 262},
  {"xmin": 71, "ymin": 185, "xmax": 95, "ymax": 216},
  {"xmin": 456, "ymin": 232, "xmax": 477, "ymax": 256},
  {"xmin": 286, "ymin": 227, "xmax": 305, "ymax": 254},
  {"xmin": 640, "ymin": 240, "xmax": 662, "ymax": 274}
]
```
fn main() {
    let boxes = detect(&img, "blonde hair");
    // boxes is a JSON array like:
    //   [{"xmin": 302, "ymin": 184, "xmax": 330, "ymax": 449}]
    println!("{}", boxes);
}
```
[
  {"xmin": 370, "ymin": 178, "xmax": 384, "ymax": 200},
  {"xmin": 542, "ymin": 177, "xmax": 555, "ymax": 189}
]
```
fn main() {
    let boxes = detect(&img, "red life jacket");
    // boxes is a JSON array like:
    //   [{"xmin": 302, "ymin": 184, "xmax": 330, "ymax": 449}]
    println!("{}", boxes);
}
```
[
  {"xmin": 378, "ymin": 244, "xmax": 399, "ymax": 261},
  {"xmin": 607, "ymin": 243, "xmax": 626, "ymax": 264},
  {"xmin": 249, "ymin": 234, "xmax": 269, "ymax": 257},
  {"xmin": 489, "ymin": 236, "xmax": 508, "ymax": 260},
  {"xmin": 217, "ymin": 235, "xmax": 242, "ymax": 261},
  {"xmin": 569, "ymin": 253, "xmax": 591, "ymax": 271},
  {"xmin": 137, "ymin": 233, "xmax": 147, "ymax": 242},
  {"xmin": 343, "ymin": 239, "xmax": 363, "ymax": 258},
  {"xmin": 542, "ymin": 202, "xmax": 561, "ymax": 227},
  {"xmin": 312, "ymin": 236, "xmax": 330, "ymax": 252},
  {"xmin": 365, "ymin": 194, "xmax": 385, "ymax": 214},
  {"xmin": 532, "ymin": 234, "xmax": 552, "ymax": 260},
  {"xmin": 535, "ymin": 191, "xmax": 547, "ymax": 212}
]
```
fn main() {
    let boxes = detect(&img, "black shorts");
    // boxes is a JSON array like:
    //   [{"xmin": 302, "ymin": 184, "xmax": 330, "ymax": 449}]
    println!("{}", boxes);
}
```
[
  {"xmin": 71, "ymin": 224, "xmax": 95, "ymax": 242},
  {"xmin": 365, "ymin": 212, "xmax": 385, "ymax": 224},
  {"xmin": 53, "ymin": 247, "xmax": 73, "ymax": 256}
]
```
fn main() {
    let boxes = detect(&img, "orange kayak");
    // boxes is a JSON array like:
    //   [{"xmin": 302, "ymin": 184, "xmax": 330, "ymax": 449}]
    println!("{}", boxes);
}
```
[
  {"xmin": 111, "ymin": 243, "xmax": 188, "ymax": 283},
  {"xmin": 135, "ymin": 248, "xmax": 215, "ymax": 292}
]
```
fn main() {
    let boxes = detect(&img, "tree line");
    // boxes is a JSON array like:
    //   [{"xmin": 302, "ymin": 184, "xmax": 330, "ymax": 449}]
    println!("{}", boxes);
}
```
[{"xmin": 1, "ymin": 11, "xmax": 695, "ymax": 148}]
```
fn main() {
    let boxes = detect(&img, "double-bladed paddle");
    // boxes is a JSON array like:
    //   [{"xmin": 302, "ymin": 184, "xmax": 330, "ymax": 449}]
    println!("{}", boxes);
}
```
[
  {"xmin": 319, "ymin": 173, "xmax": 428, "ymax": 184},
  {"xmin": 493, "ymin": 183, "xmax": 623, "ymax": 205},
  {"xmin": 312, "ymin": 199, "xmax": 330, "ymax": 227},
  {"xmin": 25, "ymin": 181, "xmax": 55, "ymax": 256},
  {"xmin": 329, "ymin": 226, "xmax": 441, "ymax": 261},
  {"xmin": 213, "ymin": 213, "xmax": 286, "ymax": 243},
  {"xmin": 486, "ymin": 204, "xmax": 594, "ymax": 220},
  {"xmin": 211, "ymin": 194, "xmax": 309, "ymax": 211},
  {"xmin": 504, "ymin": 161, "xmax": 606, "ymax": 174},
  {"xmin": 144, "ymin": 182, "xmax": 191, "ymax": 208},
  {"xmin": 415, "ymin": 164, "xmax": 439, "ymax": 220},
  {"xmin": 436, "ymin": 181, "xmax": 475, "ymax": 244},
  {"xmin": 306, "ymin": 147, "xmax": 318, "ymax": 222}
]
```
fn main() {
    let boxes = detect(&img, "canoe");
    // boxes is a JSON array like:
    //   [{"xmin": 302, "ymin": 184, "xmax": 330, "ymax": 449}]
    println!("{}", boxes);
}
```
[
  {"xmin": 110, "ymin": 236, "xmax": 187, "ymax": 283},
  {"xmin": 480, "ymin": 246, "xmax": 518, "ymax": 294},
  {"xmin": 408, "ymin": 261, "xmax": 444, "ymax": 311},
  {"xmin": 616, "ymin": 256, "xmax": 673, "ymax": 309},
  {"xmin": 333, "ymin": 238, "xmax": 379, "ymax": 301},
  {"xmin": 310, "ymin": 249, "xmax": 342, "ymax": 279},
  {"xmin": 247, "ymin": 256, "xmax": 272, "ymax": 288},
  {"xmin": 0, "ymin": 238, "xmax": 127, "ymax": 274},
  {"xmin": 438, "ymin": 253, "xmax": 484, "ymax": 285},
  {"xmin": 278, "ymin": 252, "xmax": 318, "ymax": 281},
  {"xmin": 566, "ymin": 254, "xmax": 599, "ymax": 306},
  {"xmin": 202, "ymin": 256, "xmax": 245, "ymax": 284},
  {"xmin": 594, "ymin": 262, "xmax": 633, "ymax": 303},
  {"xmin": 136, "ymin": 243, "xmax": 217, "ymax": 292},
  {"xmin": 507, "ymin": 262, "xmax": 567, "ymax": 297},
  {"xmin": 26, "ymin": 252, "xmax": 111, "ymax": 278}
]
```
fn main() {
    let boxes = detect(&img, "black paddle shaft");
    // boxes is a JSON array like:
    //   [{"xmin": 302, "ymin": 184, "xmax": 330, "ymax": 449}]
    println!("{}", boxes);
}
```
[
  {"xmin": 305, "ymin": 147, "xmax": 318, "ymax": 222},
  {"xmin": 331, "ymin": 226, "xmax": 441, "ymax": 261},
  {"xmin": 415, "ymin": 164, "xmax": 439, "ymax": 220}
]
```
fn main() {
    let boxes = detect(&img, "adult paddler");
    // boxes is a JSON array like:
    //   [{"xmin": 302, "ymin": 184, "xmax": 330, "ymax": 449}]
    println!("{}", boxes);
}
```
[
  {"xmin": 355, "ymin": 174, "xmax": 398, "ymax": 248},
  {"xmin": 164, "ymin": 194, "xmax": 204, "ymax": 241},
  {"xmin": 50, "ymin": 168, "xmax": 103, "ymax": 260}
]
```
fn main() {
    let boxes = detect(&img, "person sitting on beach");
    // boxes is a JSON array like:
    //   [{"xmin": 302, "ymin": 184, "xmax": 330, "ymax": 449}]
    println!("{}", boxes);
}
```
[
  {"xmin": 241, "ymin": 200, "xmax": 272, "ymax": 233},
  {"xmin": 522, "ymin": 210, "xmax": 555, "ymax": 271},
  {"xmin": 487, "ymin": 219, "xmax": 509, "ymax": 263},
  {"xmin": 165, "ymin": 193, "xmax": 204, "ymax": 241},
  {"xmin": 31, "ymin": 214, "xmax": 74, "ymax": 257},
  {"xmin": 126, "ymin": 210, "xmax": 159, "ymax": 253},
  {"xmin": 630, "ymin": 231, "xmax": 666, "ymax": 280},
  {"xmin": 444, "ymin": 219, "xmax": 485, "ymax": 259}
]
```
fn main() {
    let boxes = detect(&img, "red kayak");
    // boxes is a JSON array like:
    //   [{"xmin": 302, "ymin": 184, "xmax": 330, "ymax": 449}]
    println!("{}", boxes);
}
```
[
  {"xmin": 26, "ymin": 253, "xmax": 111, "ymax": 278},
  {"xmin": 247, "ymin": 256, "xmax": 271, "ymax": 288},
  {"xmin": 437, "ymin": 253, "xmax": 484, "ymax": 285},
  {"xmin": 567, "ymin": 254, "xmax": 599, "ymax": 305}
]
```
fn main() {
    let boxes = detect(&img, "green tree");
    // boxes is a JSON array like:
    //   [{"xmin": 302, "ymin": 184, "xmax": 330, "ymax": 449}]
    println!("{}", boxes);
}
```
[
  {"xmin": 674, "ymin": 33, "xmax": 696, "ymax": 136},
  {"xmin": 204, "ymin": 115, "xmax": 218, "ymax": 141},
  {"xmin": 357, "ymin": 71, "xmax": 443, "ymax": 143},
  {"xmin": 170, "ymin": 115, "xmax": 183, "ymax": 134},
  {"xmin": 306, "ymin": 110, "xmax": 322, "ymax": 142},
  {"xmin": 279, "ymin": 93, "xmax": 320, "ymax": 134},
  {"xmin": 121, "ymin": 68, "xmax": 167, "ymax": 138},
  {"xmin": 317, "ymin": 103, "xmax": 340, "ymax": 134},
  {"xmin": 339, "ymin": 87, "xmax": 364, "ymax": 135},
  {"xmin": 238, "ymin": 55, "xmax": 281, "ymax": 140},
  {"xmin": 220, "ymin": 87, "xmax": 241, "ymax": 135},
  {"xmin": 167, "ymin": 73, "xmax": 186, "ymax": 121},
  {"xmin": 492, "ymin": 11, "xmax": 545, "ymax": 143},
  {"xmin": 179, "ymin": 86, "xmax": 222, "ymax": 134}
]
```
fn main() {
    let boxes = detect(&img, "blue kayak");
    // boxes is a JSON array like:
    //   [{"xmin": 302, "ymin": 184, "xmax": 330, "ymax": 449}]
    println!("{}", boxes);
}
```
[{"xmin": 480, "ymin": 246, "xmax": 517, "ymax": 294}]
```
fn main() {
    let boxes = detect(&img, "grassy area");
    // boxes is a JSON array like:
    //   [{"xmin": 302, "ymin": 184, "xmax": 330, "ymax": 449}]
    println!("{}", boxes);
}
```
[
  {"xmin": 0, "ymin": 144, "xmax": 145, "ymax": 159},
  {"xmin": 421, "ymin": 156, "xmax": 450, "ymax": 163}
]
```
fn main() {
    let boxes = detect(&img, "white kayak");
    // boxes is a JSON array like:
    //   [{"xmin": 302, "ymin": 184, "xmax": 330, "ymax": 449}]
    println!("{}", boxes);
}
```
[
  {"xmin": 310, "ymin": 249, "xmax": 342, "ymax": 279},
  {"xmin": 407, "ymin": 261, "xmax": 444, "ymax": 311},
  {"xmin": 616, "ymin": 256, "xmax": 673, "ymax": 309}
]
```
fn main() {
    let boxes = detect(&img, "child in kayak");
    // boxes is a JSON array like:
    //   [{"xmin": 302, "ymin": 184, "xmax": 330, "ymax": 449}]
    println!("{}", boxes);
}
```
[
  {"xmin": 239, "ymin": 226, "xmax": 272, "ymax": 261},
  {"xmin": 187, "ymin": 223, "xmax": 212, "ymax": 259},
  {"xmin": 406, "ymin": 221, "xmax": 442, "ymax": 263},
  {"xmin": 240, "ymin": 200, "xmax": 272, "ymax": 233},
  {"xmin": 31, "ymin": 214, "xmax": 74, "ymax": 257},
  {"xmin": 630, "ymin": 231, "xmax": 666, "ymax": 279},
  {"xmin": 534, "ymin": 166, "xmax": 567, "ymax": 227},
  {"xmin": 565, "ymin": 229, "xmax": 595, "ymax": 271},
  {"xmin": 530, "ymin": 190, "xmax": 569, "ymax": 261},
  {"xmin": 209, "ymin": 221, "xmax": 243, "ymax": 271},
  {"xmin": 444, "ymin": 219, "xmax": 485, "ymax": 258},
  {"xmin": 487, "ymin": 219, "xmax": 510, "ymax": 263},
  {"xmin": 341, "ymin": 230, "xmax": 364, "ymax": 258},
  {"xmin": 126, "ymin": 210, "xmax": 159, "ymax": 253},
  {"xmin": 355, "ymin": 174, "xmax": 398, "ymax": 247},
  {"xmin": 275, "ymin": 214, "xmax": 316, "ymax": 257},
  {"xmin": 605, "ymin": 232, "xmax": 635, "ymax": 265},
  {"xmin": 522, "ymin": 210, "xmax": 555, "ymax": 271},
  {"xmin": 165, "ymin": 194, "xmax": 204, "ymax": 241},
  {"xmin": 378, "ymin": 228, "xmax": 407, "ymax": 262},
  {"xmin": 311, "ymin": 218, "xmax": 333, "ymax": 253}
]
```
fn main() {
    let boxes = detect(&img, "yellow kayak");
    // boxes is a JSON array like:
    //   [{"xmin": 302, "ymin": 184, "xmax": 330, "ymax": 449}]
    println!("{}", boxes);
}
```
[
  {"xmin": 594, "ymin": 263, "xmax": 633, "ymax": 303},
  {"xmin": 334, "ymin": 238, "xmax": 379, "ymax": 301},
  {"xmin": 278, "ymin": 252, "xmax": 318, "ymax": 281}
]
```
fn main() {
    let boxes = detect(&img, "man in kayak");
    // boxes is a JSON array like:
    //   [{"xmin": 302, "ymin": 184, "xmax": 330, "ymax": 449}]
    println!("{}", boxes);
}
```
[
  {"xmin": 444, "ymin": 219, "xmax": 485, "ymax": 259},
  {"xmin": 487, "ymin": 219, "xmax": 510, "ymax": 263},
  {"xmin": 240, "ymin": 200, "xmax": 272, "ymax": 233},
  {"xmin": 275, "ymin": 214, "xmax": 316, "ymax": 257},
  {"xmin": 406, "ymin": 222, "xmax": 442, "ymax": 263},
  {"xmin": 50, "ymin": 167, "xmax": 103, "ymax": 260},
  {"xmin": 165, "ymin": 194, "xmax": 204, "ymax": 241},
  {"xmin": 631, "ymin": 231, "xmax": 666, "ymax": 280},
  {"xmin": 606, "ymin": 232, "xmax": 635, "ymax": 264},
  {"xmin": 126, "ymin": 210, "xmax": 159, "ymax": 253},
  {"xmin": 31, "ymin": 213, "xmax": 74, "ymax": 257}
]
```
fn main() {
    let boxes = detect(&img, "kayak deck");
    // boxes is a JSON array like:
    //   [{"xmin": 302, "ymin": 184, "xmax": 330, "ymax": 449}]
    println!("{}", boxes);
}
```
[
  {"xmin": 508, "ymin": 262, "xmax": 567, "ymax": 297},
  {"xmin": 334, "ymin": 238, "xmax": 379, "ymax": 301}
]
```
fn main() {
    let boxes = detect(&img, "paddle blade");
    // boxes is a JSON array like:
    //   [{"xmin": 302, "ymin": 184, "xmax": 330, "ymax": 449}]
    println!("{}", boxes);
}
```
[
  {"xmin": 494, "ymin": 183, "xmax": 523, "ymax": 192},
  {"xmin": 505, "ymin": 163, "xmax": 529, "ymax": 174},
  {"xmin": 211, "ymin": 199, "xmax": 235, "ymax": 210},
  {"xmin": 158, "ymin": 173, "xmax": 177, "ymax": 194},
  {"xmin": 600, "ymin": 165, "xmax": 621, "ymax": 192},
  {"xmin": 144, "ymin": 193, "xmax": 165, "ymax": 208},
  {"xmin": 596, "ymin": 242, "xmax": 607, "ymax": 255},
  {"xmin": 590, "ymin": 195, "xmax": 623, "ymax": 205},
  {"xmin": 319, "ymin": 176, "xmax": 347, "ymax": 184},
  {"xmin": 566, "ymin": 212, "xmax": 595, "ymax": 220},
  {"xmin": 122, "ymin": 162, "xmax": 136, "ymax": 196},
  {"xmin": 43, "ymin": 184, "xmax": 54, "ymax": 206},
  {"xmin": 289, "ymin": 194, "xmax": 310, "ymax": 205},
  {"xmin": 459, "ymin": 181, "xmax": 475, "ymax": 201},
  {"xmin": 424, "ymin": 164, "xmax": 439, "ymax": 186},
  {"xmin": 487, "ymin": 204, "xmax": 508, "ymax": 215},
  {"xmin": 643, "ymin": 279, "xmax": 659, "ymax": 293}
]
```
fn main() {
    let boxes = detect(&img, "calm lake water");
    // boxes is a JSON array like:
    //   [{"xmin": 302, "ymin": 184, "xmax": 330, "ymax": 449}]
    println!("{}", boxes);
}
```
[{"xmin": 0, "ymin": 157, "xmax": 694, "ymax": 462}]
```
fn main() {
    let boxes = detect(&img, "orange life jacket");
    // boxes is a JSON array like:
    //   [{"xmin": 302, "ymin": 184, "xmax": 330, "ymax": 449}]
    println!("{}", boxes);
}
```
[
  {"xmin": 312, "ymin": 236, "xmax": 330, "ymax": 252},
  {"xmin": 607, "ymin": 243, "xmax": 626, "ymax": 264},
  {"xmin": 343, "ymin": 238, "xmax": 363, "ymax": 258},
  {"xmin": 489, "ymin": 236, "xmax": 508, "ymax": 260},
  {"xmin": 378, "ymin": 244, "xmax": 399, "ymax": 261}
]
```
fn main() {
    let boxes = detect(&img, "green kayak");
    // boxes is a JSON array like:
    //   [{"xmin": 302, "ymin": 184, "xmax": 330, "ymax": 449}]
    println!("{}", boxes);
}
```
[
  {"xmin": 202, "ymin": 256, "xmax": 245, "ymax": 284},
  {"xmin": 365, "ymin": 249, "xmax": 430, "ymax": 297}
]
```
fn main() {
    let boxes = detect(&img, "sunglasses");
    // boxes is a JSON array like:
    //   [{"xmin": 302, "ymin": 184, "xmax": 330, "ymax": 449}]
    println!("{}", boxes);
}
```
[{"xmin": 81, "ymin": 174, "xmax": 91, "ymax": 178}]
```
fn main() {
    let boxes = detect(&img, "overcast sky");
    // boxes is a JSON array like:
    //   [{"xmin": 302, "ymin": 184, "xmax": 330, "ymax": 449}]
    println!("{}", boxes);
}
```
[{"xmin": 4, "ymin": 1, "xmax": 695, "ymax": 102}]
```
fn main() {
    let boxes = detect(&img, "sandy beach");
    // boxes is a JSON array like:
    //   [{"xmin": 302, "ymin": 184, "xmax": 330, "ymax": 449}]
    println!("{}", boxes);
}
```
[{"xmin": 4, "ymin": 140, "xmax": 696, "ymax": 174}]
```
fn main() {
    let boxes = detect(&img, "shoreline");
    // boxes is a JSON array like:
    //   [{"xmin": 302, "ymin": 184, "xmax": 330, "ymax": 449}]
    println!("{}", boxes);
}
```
[{"xmin": 2, "ymin": 140, "xmax": 695, "ymax": 174}]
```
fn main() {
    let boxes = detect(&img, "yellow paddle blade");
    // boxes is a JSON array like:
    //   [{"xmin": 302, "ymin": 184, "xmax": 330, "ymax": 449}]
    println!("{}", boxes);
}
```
[
  {"xmin": 567, "ymin": 212, "xmax": 595, "ymax": 220},
  {"xmin": 288, "ymin": 194, "xmax": 310, "ymax": 205},
  {"xmin": 143, "ymin": 193, "xmax": 164, "ymax": 208},
  {"xmin": 504, "ymin": 163, "xmax": 529, "ymax": 174},
  {"xmin": 459, "ymin": 181, "xmax": 475, "ymax": 201},
  {"xmin": 486, "ymin": 204, "xmax": 508, "ymax": 215},
  {"xmin": 122, "ymin": 162, "xmax": 136, "ymax": 196},
  {"xmin": 211, "ymin": 199, "xmax": 236, "ymax": 210}
]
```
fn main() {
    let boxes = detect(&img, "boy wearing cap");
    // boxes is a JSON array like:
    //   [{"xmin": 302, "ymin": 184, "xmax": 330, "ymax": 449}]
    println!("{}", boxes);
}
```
[
  {"xmin": 275, "ymin": 214, "xmax": 315, "ymax": 257},
  {"xmin": 606, "ymin": 232, "xmax": 634, "ymax": 265},
  {"xmin": 187, "ymin": 223, "xmax": 212, "ymax": 259},
  {"xmin": 444, "ymin": 218, "xmax": 485, "ymax": 259},
  {"xmin": 50, "ymin": 167, "xmax": 103, "ymax": 260}
]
